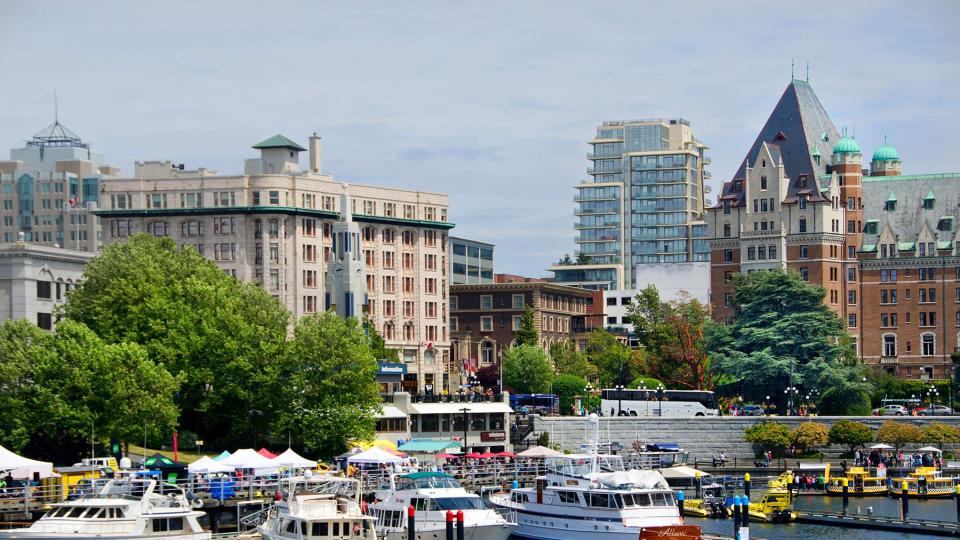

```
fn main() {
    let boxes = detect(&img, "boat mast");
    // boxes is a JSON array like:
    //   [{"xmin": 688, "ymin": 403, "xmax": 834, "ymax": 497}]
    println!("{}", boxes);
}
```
[{"xmin": 588, "ymin": 413, "xmax": 600, "ymax": 479}]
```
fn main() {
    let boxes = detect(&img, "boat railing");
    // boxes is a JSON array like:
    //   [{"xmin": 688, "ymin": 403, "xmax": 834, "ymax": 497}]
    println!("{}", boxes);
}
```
[
  {"xmin": 492, "ymin": 506, "xmax": 517, "ymax": 524},
  {"xmin": 238, "ymin": 504, "xmax": 272, "ymax": 531}
]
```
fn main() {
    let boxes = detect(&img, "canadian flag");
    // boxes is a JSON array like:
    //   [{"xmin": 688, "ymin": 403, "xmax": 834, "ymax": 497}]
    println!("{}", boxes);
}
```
[{"xmin": 68, "ymin": 198, "xmax": 76, "ymax": 207}]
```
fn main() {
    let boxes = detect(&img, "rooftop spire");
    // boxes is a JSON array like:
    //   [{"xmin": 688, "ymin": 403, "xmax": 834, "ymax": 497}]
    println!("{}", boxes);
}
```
[
  {"xmin": 791, "ymin": 59, "xmax": 795, "ymax": 80},
  {"xmin": 806, "ymin": 62, "xmax": 809, "ymax": 83}
]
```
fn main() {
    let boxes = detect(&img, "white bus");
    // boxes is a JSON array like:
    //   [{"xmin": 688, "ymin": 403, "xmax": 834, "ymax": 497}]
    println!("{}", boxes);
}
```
[{"xmin": 600, "ymin": 388, "xmax": 719, "ymax": 417}]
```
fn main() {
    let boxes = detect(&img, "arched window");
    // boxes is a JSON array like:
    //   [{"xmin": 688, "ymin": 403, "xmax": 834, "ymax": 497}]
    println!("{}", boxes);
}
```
[
  {"xmin": 424, "ymin": 349, "xmax": 435, "ymax": 365},
  {"xmin": 921, "ymin": 333, "xmax": 935, "ymax": 356},
  {"xmin": 481, "ymin": 341, "xmax": 495, "ymax": 365},
  {"xmin": 882, "ymin": 334, "xmax": 897, "ymax": 357}
]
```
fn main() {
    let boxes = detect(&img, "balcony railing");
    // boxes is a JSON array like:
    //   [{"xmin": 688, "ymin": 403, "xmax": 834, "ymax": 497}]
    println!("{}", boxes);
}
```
[
  {"xmin": 741, "ymin": 229, "xmax": 783, "ymax": 238},
  {"xmin": 880, "ymin": 356, "xmax": 898, "ymax": 365}
]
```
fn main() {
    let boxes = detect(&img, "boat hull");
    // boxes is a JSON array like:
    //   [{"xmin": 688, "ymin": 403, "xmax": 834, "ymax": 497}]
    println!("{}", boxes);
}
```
[
  {"xmin": 825, "ymin": 486, "xmax": 888, "ymax": 496},
  {"xmin": 378, "ymin": 523, "xmax": 512, "ymax": 540},
  {"xmin": 0, "ymin": 534, "xmax": 208, "ymax": 540}
]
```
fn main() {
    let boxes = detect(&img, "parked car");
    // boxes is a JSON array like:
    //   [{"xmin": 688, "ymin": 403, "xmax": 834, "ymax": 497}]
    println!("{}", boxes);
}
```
[
  {"xmin": 741, "ymin": 404, "xmax": 764, "ymax": 416},
  {"xmin": 872, "ymin": 404, "xmax": 909, "ymax": 416},
  {"xmin": 919, "ymin": 404, "xmax": 954, "ymax": 416}
]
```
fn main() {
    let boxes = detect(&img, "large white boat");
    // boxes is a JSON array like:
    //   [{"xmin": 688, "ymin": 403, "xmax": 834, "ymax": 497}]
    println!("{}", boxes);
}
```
[
  {"xmin": 258, "ymin": 477, "xmax": 377, "ymax": 540},
  {"xmin": 489, "ymin": 414, "xmax": 700, "ymax": 540},
  {"xmin": 369, "ymin": 471, "xmax": 515, "ymax": 540},
  {"xmin": 0, "ymin": 478, "xmax": 209, "ymax": 540}
]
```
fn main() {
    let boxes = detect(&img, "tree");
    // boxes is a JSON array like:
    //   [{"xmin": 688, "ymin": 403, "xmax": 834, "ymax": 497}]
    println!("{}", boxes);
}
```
[
  {"xmin": 627, "ymin": 287, "xmax": 712, "ymax": 389},
  {"xmin": 553, "ymin": 374, "xmax": 587, "ymax": 416},
  {"xmin": 629, "ymin": 376, "xmax": 664, "ymax": 389},
  {"xmin": 576, "ymin": 252, "xmax": 590, "ymax": 265},
  {"xmin": 514, "ymin": 306, "xmax": 539, "ymax": 347},
  {"xmin": 0, "ymin": 319, "xmax": 178, "ymax": 463},
  {"xmin": 875, "ymin": 420, "xmax": 923, "ymax": 452},
  {"xmin": 503, "ymin": 345, "xmax": 554, "ymax": 394},
  {"xmin": 922, "ymin": 422, "xmax": 960, "ymax": 447},
  {"xmin": 744, "ymin": 422, "xmax": 791, "ymax": 457},
  {"xmin": 476, "ymin": 364, "xmax": 499, "ymax": 390},
  {"xmin": 585, "ymin": 329, "xmax": 632, "ymax": 387},
  {"xmin": 791, "ymin": 422, "xmax": 829, "ymax": 454},
  {"xmin": 275, "ymin": 312, "xmax": 381, "ymax": 455},
  {"xmin": 62, "ymin": 234, "xmax": 290, "ymax": 448},
  {"xmin": 708, "ymin": 270, "xmax": 869, "ymax": 410},
  {"xmin": 550, "ymin": 340, "xmax": 596, "ymax": 380},
  {"xmin": 828, "ymin": 420, "xmax": 874, "ymax": 454}
]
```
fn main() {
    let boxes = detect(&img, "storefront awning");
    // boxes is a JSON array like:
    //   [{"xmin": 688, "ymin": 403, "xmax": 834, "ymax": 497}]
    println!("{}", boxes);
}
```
[
  {"xmin": 377, "ymin": 405, "xmax": 407, "ymax": 419},
  {"xmin": 409, "ymin": 402, "xmax": 513, "ymax": 415},
  {"xmin": 399, "ymin": 440, "xmax": 462, "ymax": 453}
]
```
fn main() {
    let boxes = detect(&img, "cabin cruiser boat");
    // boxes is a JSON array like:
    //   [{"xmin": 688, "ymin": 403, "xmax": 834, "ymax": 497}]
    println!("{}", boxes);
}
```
[
  {"xmin": 369, "ymin": 471, "xmax": 515, "ymax": 540},
  {"xmin": 258, "ymin": 477, "xmax": 376, "ymax": 540},
  {"xmin": 489, "ymin": 414, "xmax": 700, "ymax": 540},
  {"xmin": 0, "ymin": 478, "xmax": 208, "ymax": 539}
]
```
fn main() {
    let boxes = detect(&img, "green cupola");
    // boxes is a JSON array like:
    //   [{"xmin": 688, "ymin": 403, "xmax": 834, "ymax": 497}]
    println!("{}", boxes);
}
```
[
  {"xmin": 832, "ymin": 136, "xmax": 860, "ymax": 155},
  {"xmin": 872, "ymin": 143, "xmax": 900, "ymax": 162}
]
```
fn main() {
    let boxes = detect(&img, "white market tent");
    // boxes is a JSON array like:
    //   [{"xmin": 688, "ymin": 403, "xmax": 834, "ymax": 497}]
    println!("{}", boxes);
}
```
[
  {"xmin": 347, "ymin": 446, "xmax": 405, "ymax": 465},
  {"xmin": 517, "ymin": 446, "xmax": 563, "ymax": 458},
  {"xmin": 0, "ymin": 445, "xmax": 53, "ymax": 479},
  {"xmin": 273, "ymin": 448, "xmax": 317, "ymax": 468},
  {"xmin": 217, "ymin": 448, "xmax": 279, "ymax": 475},
  {"xmin": 869, "ymin": 443, "xmax": 894, "ymax": 450},
  {"xmin": 188, "ymin": 456, "xmax": 235, "ymax": 474},
  {"xmin": 918, "ymin": 446, "xmax": 943, "ymax": 453}
]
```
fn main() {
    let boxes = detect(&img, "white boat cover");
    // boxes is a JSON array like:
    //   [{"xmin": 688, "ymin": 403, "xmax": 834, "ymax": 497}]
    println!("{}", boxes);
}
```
[
  {"xmin": 659, "ymin": 466, "xmax": 711, "ymax": 479},
  {"xmin": 0, "ymin": 445, "xmax": 53, "ymax": 478},
  {"xmin": 346, "ymin": 446, "xmax": 405, "ymax": 464},
  {"xmin": 589, "ymin": 469, "xmax": 669, "ymax": 489},
  {"xmin": 273, "ymin": 448, "xmax": 318, "ymax": 468},
  {"xmin": 517, "ymin": 445, "xmax": 563, "ymax": 458},
  {"xmin": 217, "ymin": 448, "xmax": 280, "ymax": 474},
  {"xmin": 188, "ymin": 455, "xmax": 236, "ymax": 474}
]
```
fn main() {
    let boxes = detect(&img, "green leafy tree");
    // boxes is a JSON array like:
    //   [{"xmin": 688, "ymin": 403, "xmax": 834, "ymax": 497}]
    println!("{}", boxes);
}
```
[
  {"xmin": 275, "ymin": 312, "xmax": 381, "ymax": 455},
  {"xmin": 875, "ymin": 420, "xmax": 923, "ymax": 452},
  {"xmin": 514, "ymin": 306, "xmax": 539, "ymax": 347},
  {"xmin": 744, "ymin": 422, "xmax": 791, "ymax": 457},
  {"xmin": 62, "ymin": 234, "xmax": 289, "ymax": 448},
  {"xmin": 503, "ymin": 345, "xmax": 554, "ymax": 394},
  {"xmin": 922, "ymin": 422, "xmax": 960, "ymax": 447},
  {"xmin": 708, "ymin": 270, "xmax": 868, "ymax": 411},
  {"xmin": 576, "ymin": 252, "xmax": 590, "ymax": 265},
  {"xmin": 627, "ymin": 287, "xmax": 712, "ymax": 389},
  {"xmin": 828, "ymin": 420, "xmax": 874, "ymax": 454},
  {"xmin": 790, "ymin": 422, "xmax": 829, "ymax": 453},
  {"xmin": 552, "ymin": 374, "xmax": 588, "ymax": 416},
  {"xmin": 550, "ymin": 340, "xmax": 596, "ymax": 380},
  {"xmin": 585, "ymin": 329, "xmax": 632, "ymax": 387}
]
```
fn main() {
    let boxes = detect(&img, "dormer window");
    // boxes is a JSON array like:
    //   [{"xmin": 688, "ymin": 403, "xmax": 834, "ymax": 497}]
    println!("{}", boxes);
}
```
[
  {"xmin": 885, "ymin": 200, "xmax": 896, "ymax": 211},
  {"xmin": 798, "ymin": 196, "xmax": 807, "ymax": 209},
  {"xmin": 723, "ymin": 201, "xmax": 731, "ymax": 215},
  {"xmin": 797, "ymin": 175, "xmax": 808, "ymax": 188},
  {"xmin": 938, "ymin": 217, "xmax": 953, "ymax": 232},
  {"xmin": 923, "ymin": 192, "xmax": 935, "ymax": 210}
]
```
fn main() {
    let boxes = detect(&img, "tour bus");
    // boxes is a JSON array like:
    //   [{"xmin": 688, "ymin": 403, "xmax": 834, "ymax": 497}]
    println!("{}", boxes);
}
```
[
  {"xmin": 510, "ymin": 393, "xmax": 560, "ymax": 415},
  {"xmin": 600, "ymin": 388, "xmax": 719, "ymax": 417}
]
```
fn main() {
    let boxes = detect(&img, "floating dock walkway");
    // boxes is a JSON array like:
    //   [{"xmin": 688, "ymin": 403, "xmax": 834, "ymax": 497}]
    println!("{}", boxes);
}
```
[{"xmin": 797, "ymin": 510, "xmax": 960, "ymax": 536}]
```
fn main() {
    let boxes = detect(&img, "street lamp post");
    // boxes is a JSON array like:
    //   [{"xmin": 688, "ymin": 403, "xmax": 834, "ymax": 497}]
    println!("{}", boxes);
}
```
[
  {"xmin": 459, "ymin": 407, "xmax": 470, "ymax": 475},
  {"xmin": 640, "ymin": 384, "xmax": 649, "ymax": 416},
  {"xmin": 615, "ymin": 384, "xmax": 625, "ymax": 417},
  {"xmin": 583, "ymin": 384, "xmax": 594, "ymax": 415},
  {"xmin": 784, "ymin": 386, "xmax": 798, "ymax": 416},
  {"xmin": 765, "ymin": 395, "xmax": 771, "ymax": 416},
  {"xmin": 927, "ymin": 385, "xmax": 940, "ymax": 410},
  {"xmin": 655, "ymin": 384, "xmax": 665, "ymax": 417}
]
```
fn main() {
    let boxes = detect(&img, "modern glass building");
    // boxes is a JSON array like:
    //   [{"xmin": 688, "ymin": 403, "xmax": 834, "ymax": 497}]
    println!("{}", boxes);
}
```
[
  {"xmin": 449, "ymin": 236, "xmax": 494, "ymax": 284},
  {"xmin": 552, "ymin": 118, "xmax": 710, "ymax": 289}
]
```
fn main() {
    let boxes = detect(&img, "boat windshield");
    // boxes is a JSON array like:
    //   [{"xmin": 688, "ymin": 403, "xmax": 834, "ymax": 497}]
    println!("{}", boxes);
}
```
[
  {"xmin": 396, "ymin": 475, "xmax": 461, "ymax": 490},
  {"xmin": 545, "ymin": 455, "xmax": 625, "ymax": 477},
  {"xmin": 432, "ymin": 497, "xmax": 487, "ymax": 510}
]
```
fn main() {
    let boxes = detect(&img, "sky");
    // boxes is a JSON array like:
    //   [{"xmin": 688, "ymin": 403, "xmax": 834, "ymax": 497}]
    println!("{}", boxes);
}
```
[{"xmin": 1, "ymin": 1, "xmax": 958, "ymax": 277}]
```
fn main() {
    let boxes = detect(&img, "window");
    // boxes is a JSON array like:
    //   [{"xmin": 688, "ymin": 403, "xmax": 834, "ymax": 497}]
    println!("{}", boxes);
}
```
[
  {"xmin": 924, "ymin": 197, "xmax": 935, "ymax": 210},
  {"xmin": 303, "ymin": 270, "xmax": 317, "ymax": 288},
  {"xmin": 362, "ymin": 226, "xmax": 376, "ymax": 242},
  {"xmin": 36, "ymin": 280, "xmax": 52, "ymax": 300},
  {"xmin": 921, "ymin": 333, "xmax": 935, "ymax": 356},
  {"xmin": 213, "ymin": 243, "xmax": 237, "ymax": 261},
  {"xmin": 450, "ymin": 317, "xmax": 458, "ymax": 332},
  {"xmin": 885, "ymin": 200, "xmax": 896, "ymax": 211},
  {"xmin": 146, "ymin": 221, "xmax": 168, "ymax": 237},
  {"xmin": 724, "ymin": 271, "xmax": 733, "ymax": 284},
  {"xmin": 302, "ymin": 218, "xmax": 316, "ymax": 236},
  {"xmin": 847, "ymin": 268, "xmax": 856, "ymax": 282},
  {"xmin": 768, "ymin": 245, "xmax": 777, "ymax": 259},
  {"xmin": 799, "ymin": 218, "xmax": 807, "ymax": 233},
  {"xmin": 383, "ymin": 228, "xmax": 396, "ymax": 244},
  {"xmin": 512, "ymin": 315, "xmax": 522, "ymax": 331},
  {"xmin": 214, "ymin": 217, "xmax": 235, "ymax": 235},
  {"xmin": 512, "ymin": 294, "xmax": 524, "ymax": 309},
  {"xmin": 111, "ymin": 219, "xmax": 132, "ymax": 238},
  {"xmin": 383, "ymin": 276, "xmax": 396, "ymax": 293},
  {"xmin": 724, "ymin": 293, "xmax": 733, "ymax": 307},
  {"xmin": 847, "ymin": 290, "xmax": 856, "ymax": 305},
  {"xmin": 800, "ymin": 268, "xmax": 809, "ymax": 281},
  {"xmin": 181, "ymin": 220, "xmax": 204, "ymax": 236},
  {"xmin": 723, "ymin": 250, "xmax": 733, "ymax": 262},
  {"xmin": 723, "ymin": 201, "xmax": 731, "ymax": 214},
  {"xmin": 269, "ymin": 190, "xmax": 280, "ymax": 205},
  {"xmin": 383, "ymin": 251, "xmax": 396, "ymax": 269},
  {"xmin": 214, "ymin": 191, "xmax": 235, "ymax": 207},
  {"xmin": 760, "ymin": 176, "xmax": 767, "ymax": 190},
  {"xmin": 403, "ymin": 277, "xmax": 415, "ymax": 294},
  {"xmin": 480, "ymin": 316, "xmax": 493, "ymax": 332},
  {"xmin": 883, "ymin": 334, "xmax": 897, "ymax": 356},
  {"xmin": 799, "ymin": 245, "xmax": 809, "ymax": 259},
  {"xmin": 723, "ymin": 223, "xmax": 731, "ymax": 237},
  {"xmin": 747, "ymin": 247, "xmax": 755, "ymax": 260},
  {"xmin": 402, "ymin": 230, "xmax": 416, "ymax": 246},
  {"xmin": 481, "ymin": 295, "xmax": 493, "ymax": 310},
  {"xmin": 449, "ymin": 296, "xmax": 458, "ymax": 311}
]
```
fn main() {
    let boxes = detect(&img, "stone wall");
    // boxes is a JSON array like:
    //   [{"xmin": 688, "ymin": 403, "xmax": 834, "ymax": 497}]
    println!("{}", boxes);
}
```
[{"xmin": 531, "ymin": 415, "xmax": 960, "ymax": 461}]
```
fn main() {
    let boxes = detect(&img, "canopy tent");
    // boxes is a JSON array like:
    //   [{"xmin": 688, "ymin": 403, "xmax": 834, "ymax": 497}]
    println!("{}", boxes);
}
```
[
  {"xmin": 273, "ymin": 448, "xmax": 317, "ymax": 468},
  {"xmin": 494, "ymin": 452, "xmax": 515, "ymax": 458},
  {"xmin": 257, "ymin": 448, "xmax": 278, "ymax": 459},
  {"xmin": 398, "ymin": 439, "xmax": 462, "ymax": 453},
  {"xmin": 335, "ymin": 447, "xmax": 363, "ymax": 460},
  {"xmin": 869, "ymin": 443, "xmax": 894, "ymax": 450},
  {"xmin": 517, "ymin": 445, "xmax": 563, "ymax": 458},
  {"xmin": 346, "ymin": 446, "xmax": 405, "ymax": 465},
  {"xmin": 464, "ymin": 452, "xmax": 483, "ymax": 459},
  {"xmin": 213, "ymin": 450, "xmax": 232, "ymax": 461},
  {"xmin": 436, "ymin": 453, "xmax": 459, "ymax": 460},
  {"xmin": 355, "ymin": 440, "xmax": 400, "ymax": 451},
  {"xmin": 0, "ymin": 446, "xmax": 53, "ymax": 479},
  {"xmin": 659, "ymin": 466, "xmax": 711, "ymax": 480},
  {"xmin": 918, "ymin": 446, "xmax": 943, "ymax": 453},
  {"xmin": 218, "ymin": 449, "xmax": 280, "ymax": 475},
  {"xmin": 188, "ymin": 456, "xmax": 235, "ymax": 474}
]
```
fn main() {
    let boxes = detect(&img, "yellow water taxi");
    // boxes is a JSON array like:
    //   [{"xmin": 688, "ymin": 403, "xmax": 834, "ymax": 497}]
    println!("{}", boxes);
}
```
[
  {"xmin": 682, "ymin": 484, "xmax": 729, "ymax": 518},
  {"xmin": 889, "ymin": 467, "xmax": 957, "ymax": 498},
  {"xmin": 744, "ymin": 489, "xmax": 798, "ymax": 523},
  {"xmin": 825, "ymin": 466, "xmax": 888, "ymax": 496}
]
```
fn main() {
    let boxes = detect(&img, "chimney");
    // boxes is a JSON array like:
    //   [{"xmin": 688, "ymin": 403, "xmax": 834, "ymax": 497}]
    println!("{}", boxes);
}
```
[{"xmin": 309, "ymin": 132, "xmax": 322, "ymax": 173}]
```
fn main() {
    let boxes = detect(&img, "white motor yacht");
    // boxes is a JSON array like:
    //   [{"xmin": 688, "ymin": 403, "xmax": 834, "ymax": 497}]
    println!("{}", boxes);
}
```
[
  {"xmin": 489, "ymin": 414, "xmax": 700, "ymax": 540},
  {"xmin": 0, "ymin": 478, "xmax": 209, "ymax": 540},
  {"xmin": 258, "ymin": 477, "xmax": 377, "ymax": 540},
  {"xmin": 369, "ymin": 471, "xmax": 515, "ymax": 540}
]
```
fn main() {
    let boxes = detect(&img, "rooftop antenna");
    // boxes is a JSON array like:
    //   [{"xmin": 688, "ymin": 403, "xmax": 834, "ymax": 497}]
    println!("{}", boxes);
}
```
[
  {"xmin": 54, "ymin": 91, "xmax": 59, "ymax": 124},
  {"xmin": 852, "ymin": 112, "xmax": 856, "ymax": 139},
  {"xmin": 806, "ymin": 62, "xmax": 810, "ymax": 83},
  {"xmin": 791, "ymin": 59, "xmax": 795, "ymax": 80}
]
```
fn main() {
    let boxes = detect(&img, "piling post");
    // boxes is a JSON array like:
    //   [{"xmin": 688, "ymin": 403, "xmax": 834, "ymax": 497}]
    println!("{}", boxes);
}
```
[
  {"xmin": 740, "ymin": 496, "xmax": 749, "ymax": 537},
  {"xmin": 743, "ymin": 473, "xmax": 751, "ymax": 500},
  {"xmin": 955, "ymin": 485, "xmax": 960, "ymax": 523},
  {"xmin": 695, "ymin": 471, "xmax": 702, "ymax": 499},
  {"xmin": 445, "ymin": 510, "xmax": 454, "ymax": 540},
  {"xmin": 456, "ymin": 509, "xmax": 465, "ymax": 540},
  {"xmin": 900, "ymin": 481, "xmax": 909, "ymax": 523},
  {"xmin": 407, "ymin": 504, "xmax": 416, "ymax": 540},
  {"xmin": 731, "ymin": 495, "xmax": 741, "ymax": 538},
  {"xmin": 842, "ymin": 478, "xmax": 849, "ymax": 516},
  {"xmin": 676, "ymin": 490, "xmax": 685, "ymax": 517}
]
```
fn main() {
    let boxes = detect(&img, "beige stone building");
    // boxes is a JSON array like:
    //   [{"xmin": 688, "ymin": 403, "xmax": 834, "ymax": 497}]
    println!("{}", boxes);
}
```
[{"xmin": 96, "ymin": 134, "xmax": 454, "ymax": 393}]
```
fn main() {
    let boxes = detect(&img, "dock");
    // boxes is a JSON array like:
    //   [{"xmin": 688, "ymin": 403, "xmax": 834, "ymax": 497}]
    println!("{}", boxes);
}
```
[{"xmin": 797, "ymin": 510, "xmax": 960, "ymax": 536}]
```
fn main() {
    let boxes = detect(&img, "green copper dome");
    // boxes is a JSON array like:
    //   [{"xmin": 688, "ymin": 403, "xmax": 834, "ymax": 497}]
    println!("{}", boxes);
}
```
[
  {"xmin": 832, "ymin": 136, "xmax": 860, "ymax": 154},
  {"xmin": 872, "ymin": 144, "xmax": 900, "ymax": 162}
]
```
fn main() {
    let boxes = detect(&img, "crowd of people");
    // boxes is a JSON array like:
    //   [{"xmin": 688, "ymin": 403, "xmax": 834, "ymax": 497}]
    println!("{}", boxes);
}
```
[{"xmin": 853, "ymin": 449, "xmax": 942, "ymax": 469}]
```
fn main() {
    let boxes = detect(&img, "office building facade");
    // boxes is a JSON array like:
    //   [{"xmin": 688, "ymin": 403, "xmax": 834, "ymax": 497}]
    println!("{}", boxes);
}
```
[
  {"xmin": 449, "ymin": 236, "xmax": 494, "ymax": 284},
  {"xmin": 96, "ymin": 134, "xmax": 454, "ymax": 393},
  {"xmin": 551, "ymin": 118, "xmax": 710, "ymax": 290}
]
